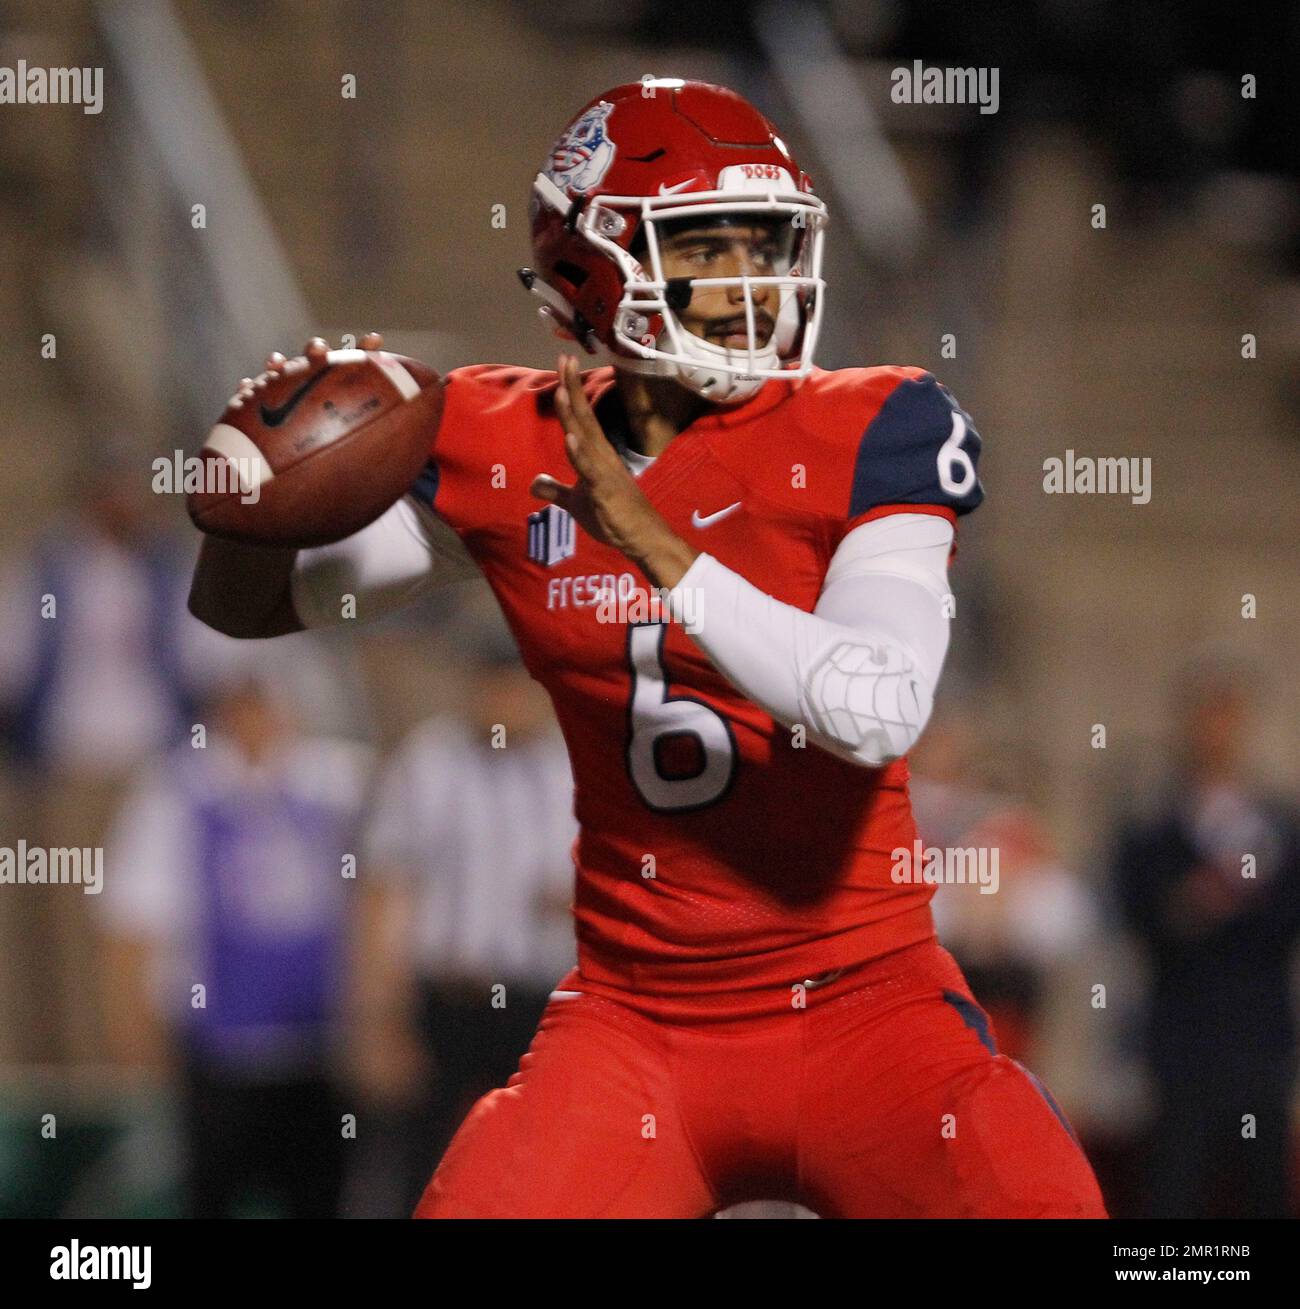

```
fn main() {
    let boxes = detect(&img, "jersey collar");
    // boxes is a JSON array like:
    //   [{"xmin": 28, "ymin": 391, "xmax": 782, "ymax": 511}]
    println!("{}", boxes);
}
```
[{"xmin": 583, "ymin": 366, "xmax": 805, "ymax": 446}]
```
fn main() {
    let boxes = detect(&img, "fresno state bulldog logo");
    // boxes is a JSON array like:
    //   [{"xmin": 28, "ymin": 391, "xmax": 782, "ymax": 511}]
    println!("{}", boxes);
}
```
[{"xmin": 544, "ymin": 101, "xmax": 616, "ymax": 194}]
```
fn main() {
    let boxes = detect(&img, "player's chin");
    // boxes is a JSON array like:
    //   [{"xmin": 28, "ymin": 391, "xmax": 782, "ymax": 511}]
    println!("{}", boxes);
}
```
[{"xmin": 703, "ymin": 329, "xmax": 775, "ymax": 351}]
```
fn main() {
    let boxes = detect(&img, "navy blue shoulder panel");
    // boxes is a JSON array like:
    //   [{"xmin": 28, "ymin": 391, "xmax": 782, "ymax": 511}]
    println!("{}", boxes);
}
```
[
  {"xmin": 408, "ymin": 456, "xmax": 440, "ymax": 509},
  {"xmin": 848, "ymin": 374, "xmax": 984, "ymax": 519}
]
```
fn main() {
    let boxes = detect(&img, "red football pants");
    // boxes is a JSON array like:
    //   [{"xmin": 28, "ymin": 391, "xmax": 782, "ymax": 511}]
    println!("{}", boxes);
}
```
[{"xmin": 415, "ymin": 939, "xmax": 1107, "ymax": 1218}]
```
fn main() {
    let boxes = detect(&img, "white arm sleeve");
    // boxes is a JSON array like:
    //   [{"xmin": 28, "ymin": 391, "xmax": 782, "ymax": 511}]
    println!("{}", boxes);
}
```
[
  {"xmin": 669, "ymin": 512, "xmax": 954, "ymax": 767},
  {"xmin": 290, "ymin": 495, "xmax": 477, "ymax": 628}
]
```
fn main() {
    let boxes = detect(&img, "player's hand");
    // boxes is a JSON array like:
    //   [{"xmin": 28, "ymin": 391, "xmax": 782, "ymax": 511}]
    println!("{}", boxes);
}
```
[
  {"xmin": 531, "ymin": 355, "xmax": 699, "ymax": 589},
  {"xmin": 229, "ymin": 333, "xmax": 387, "ymax": 403}
]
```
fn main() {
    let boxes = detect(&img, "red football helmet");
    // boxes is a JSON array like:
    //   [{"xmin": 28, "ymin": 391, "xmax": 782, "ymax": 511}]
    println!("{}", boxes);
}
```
[{"xmin": 520, "ymin": 78, "xmax": 828, "ymax": 403}]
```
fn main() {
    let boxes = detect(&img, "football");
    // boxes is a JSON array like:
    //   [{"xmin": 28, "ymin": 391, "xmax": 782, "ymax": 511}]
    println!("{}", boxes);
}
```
[{"xmin": 187, "ymin": 343, "xmax": 442, "ymax": 548}]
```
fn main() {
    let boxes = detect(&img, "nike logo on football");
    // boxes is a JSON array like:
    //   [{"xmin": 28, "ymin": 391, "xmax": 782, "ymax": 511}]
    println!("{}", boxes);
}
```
[
  {"xmin": 691, "ymin": 502, "xmax": 742, "ymax": 529},
  {"xmin": 657, "ymin": 179, "xmax": 696, "ymax": 195},
  {"xmin": 259, "ymin": 367, "xmax": 331, "ymax": 428}
]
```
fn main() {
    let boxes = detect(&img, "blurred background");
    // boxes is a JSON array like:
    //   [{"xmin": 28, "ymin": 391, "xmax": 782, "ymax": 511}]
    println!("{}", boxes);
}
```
[{"xmin": 0, "ymin": 0, "xmax": 1297, "ymax": 1218}]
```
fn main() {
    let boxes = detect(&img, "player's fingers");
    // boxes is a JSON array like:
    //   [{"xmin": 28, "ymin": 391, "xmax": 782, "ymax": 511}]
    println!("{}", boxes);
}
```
[
  {"xmin": 555, "ymin": 356, "xmax": 602, "ymax": 442},
  {"xmin": 556, "ymin": 356, "xmax": 607, "ymax": 445},
  {"xmin": 305, "ymin": 337, "xmax": 330, "ymax": 363},
  {"xmin": 555, "ymin": 364, "xmax": 620, "ymax": 485},
  {"xmin": 264, "ymin": 351, "xmax": 287, "ymax": 374},
  {"xmin": 553, "ymin": 383, "xmax": 590, "ymax": 467},
  {"xmin": 531, "ymin": 473, "xmax": 576, "ymax": 508},
  {"xmin": 554, "ymin": 358, "xmax": 585, "ymax": 428},
  {"xmin": 359, "ymin": 332, "xmax": 384, "ymax": 351},
  {"xmin": 562, "ymin": 427, "xmax": 615, "ymax": 487}
]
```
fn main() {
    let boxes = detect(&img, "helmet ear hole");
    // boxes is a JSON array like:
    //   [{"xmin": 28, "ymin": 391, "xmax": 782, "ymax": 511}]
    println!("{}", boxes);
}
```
[{"xmin": 554, "ymin": 259, "xmax": 589, "ymax": 289}]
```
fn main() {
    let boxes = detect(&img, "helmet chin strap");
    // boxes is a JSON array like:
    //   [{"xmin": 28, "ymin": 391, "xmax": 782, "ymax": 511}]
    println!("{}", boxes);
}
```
[
  {"xmin": 669, "ymin": 324, "xmax": 776, "ymax": 403},
  {"xmin": 602, "ymin": 321, "xmax": 775, "ymax": 405},
  {"xmin": 607, "ymin": 350, "xmax": 765, "ymax": 405}
]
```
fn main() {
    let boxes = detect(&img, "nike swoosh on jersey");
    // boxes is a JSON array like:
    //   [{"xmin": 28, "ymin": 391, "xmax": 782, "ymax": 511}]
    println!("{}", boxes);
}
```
[{"xmin": 691, "ymin": 501, "xmax": 742, "ymax": 529}]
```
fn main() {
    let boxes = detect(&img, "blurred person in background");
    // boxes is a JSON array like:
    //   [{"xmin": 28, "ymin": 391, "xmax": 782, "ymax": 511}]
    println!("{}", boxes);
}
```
[
  {"xmin": 0, "ymin": 462, "xmax": 221, "ymax": 1065},
  {"xmin": 346, "ymin": 607, "xmax": 575, "ymax": 1216},
  {"xmin": 0, "ymin": 460, "xmax": 209, "ymax": 780},
  {"xmin": 96, "ymin": 656, "xmax": 372, "ymax": 1218},
  {"xmin": 1112, "ymin": 659, "xmax": 1300, "ymax": 1218},
  {"xmin": 910, "ymin": 711, "xmax": 1098, "ymax": 1065}
]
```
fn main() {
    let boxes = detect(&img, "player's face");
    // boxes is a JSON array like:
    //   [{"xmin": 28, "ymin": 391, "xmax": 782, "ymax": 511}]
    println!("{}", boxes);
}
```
[{"xmin": 657, "ymin": 219, "xmax": 795, "ymax": 349}]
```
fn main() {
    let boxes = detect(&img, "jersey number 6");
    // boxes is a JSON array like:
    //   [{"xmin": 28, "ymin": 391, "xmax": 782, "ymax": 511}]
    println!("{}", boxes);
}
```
[
  {"xmin": 937, "ymin": 411, "xmax": 977, "ymax": 497},
  {"xmin": 626, "ymin": 624, "xmax": 737, "ymax": 813}
]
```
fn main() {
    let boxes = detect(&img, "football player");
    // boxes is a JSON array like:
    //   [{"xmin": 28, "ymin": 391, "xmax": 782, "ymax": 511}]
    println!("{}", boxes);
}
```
[{"xmin": 190, "ymin": 80, "xmax": 1106, "ymax": 1218}]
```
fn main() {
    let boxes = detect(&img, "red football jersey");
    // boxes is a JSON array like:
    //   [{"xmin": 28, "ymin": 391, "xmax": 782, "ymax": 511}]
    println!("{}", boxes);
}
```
[{"xmin": 410, "ymin": 364, "xmax": 983, "ymax": 1000}]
